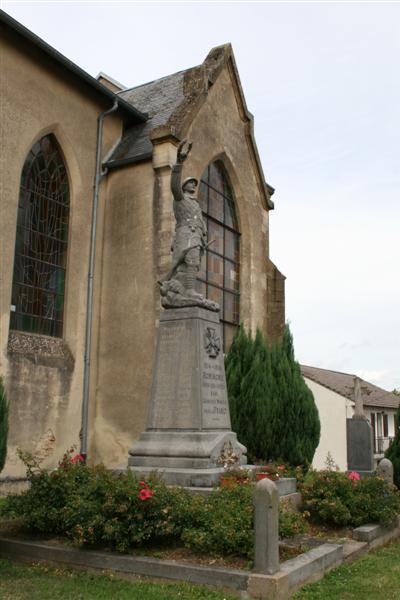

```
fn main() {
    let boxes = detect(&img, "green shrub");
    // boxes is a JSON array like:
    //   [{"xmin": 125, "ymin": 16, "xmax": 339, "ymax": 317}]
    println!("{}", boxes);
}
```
[
  {"xmin": 2, "ymin": 449, "xmax": 192, "ymax": 552},
  {"xmin": 226, "ymin": 324, "xmax": 320, "ymax": 468},
  {"xmin": 279, "ymin": 500, "xmax": 309, "ymax": 539},
  {"xmin": 300, "ymin": 470, "xmax": 400, "ymax": 528},
  {"xmin": 181, "ymin": 485, "xmax": 254, "ymax": 558},
  {"xmin": 0, "ymin": 378, "xmax": 8, "ymax": 473},
  {"xmin": 182, "ymin": 484, "xmax": 308, "ymax": 559},
  {"xmin": 2, "ymin": 450, "xmax": 307, "ymax": 560}
]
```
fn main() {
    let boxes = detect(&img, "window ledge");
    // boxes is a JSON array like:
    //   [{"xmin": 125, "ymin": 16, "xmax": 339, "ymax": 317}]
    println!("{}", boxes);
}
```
[{"xmin": 7, "ymin": 330, "xmax": 74, "ymax": 370}]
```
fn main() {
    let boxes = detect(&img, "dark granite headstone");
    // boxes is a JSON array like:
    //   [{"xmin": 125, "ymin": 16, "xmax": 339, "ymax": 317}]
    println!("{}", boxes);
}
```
[{"xmin": 346, "ymin": 418, "xmax": 374, "ymax": 473}]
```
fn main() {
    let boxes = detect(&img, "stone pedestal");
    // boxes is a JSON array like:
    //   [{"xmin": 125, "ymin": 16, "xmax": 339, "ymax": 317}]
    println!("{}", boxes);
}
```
[{"xmin": 128, "ymin": 307, "xmax": 247, "ymax": 486}]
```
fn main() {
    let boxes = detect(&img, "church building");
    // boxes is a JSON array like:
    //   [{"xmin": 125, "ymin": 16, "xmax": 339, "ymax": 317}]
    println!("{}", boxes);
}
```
[{"xmin": 0, "ymin": 11, "xmax": 285, "ymax": 482}]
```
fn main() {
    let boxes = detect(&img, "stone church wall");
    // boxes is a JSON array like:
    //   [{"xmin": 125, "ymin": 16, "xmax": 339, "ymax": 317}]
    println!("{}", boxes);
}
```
[{"xmin": 0, "ymin": 29, "xmax": 122, "ymax": 477}]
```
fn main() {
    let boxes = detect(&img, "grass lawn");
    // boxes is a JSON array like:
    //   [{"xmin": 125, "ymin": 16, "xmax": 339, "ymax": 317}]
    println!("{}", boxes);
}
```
[
  {"xmin": 293, "ymin": 539, "xmax": 400, "ymax": 599},
  {"xmin": 0, "ymin": 540, "xmax": 399, "ymax": 599},
  {"xmin": 0, "ymin": 559, "xmax": 237, "ymax": 600}
]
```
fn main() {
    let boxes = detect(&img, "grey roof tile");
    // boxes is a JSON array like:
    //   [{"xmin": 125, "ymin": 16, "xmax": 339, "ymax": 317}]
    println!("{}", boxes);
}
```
[
  {"xmin": 301, "ymin": 365, "xmax": 400, "ymax": 410},
  {"xmin": 106, "ymin": 68, "xmax": 196, "ymax": 166}
]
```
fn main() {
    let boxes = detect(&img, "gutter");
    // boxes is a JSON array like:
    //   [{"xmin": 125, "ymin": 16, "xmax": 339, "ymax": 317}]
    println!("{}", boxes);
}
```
[{"xmin": 80, "ymin": 99, "xmax": 119, "ymax": 461}]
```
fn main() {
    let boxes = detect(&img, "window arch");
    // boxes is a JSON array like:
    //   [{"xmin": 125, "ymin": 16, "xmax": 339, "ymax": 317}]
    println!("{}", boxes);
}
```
[
  {"xmin": 10, "ymin": 134, "xmax": 70, "ymax": 337},
  {"xmin": 196, "ymin": 161, "xmax": 240, "ymax": 350}
]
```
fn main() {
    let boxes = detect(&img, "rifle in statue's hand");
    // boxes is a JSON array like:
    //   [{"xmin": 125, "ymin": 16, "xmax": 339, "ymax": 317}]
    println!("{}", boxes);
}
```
[{"xmin": 158, "ymin": 239, "xmax": 215, "ymax": 284}]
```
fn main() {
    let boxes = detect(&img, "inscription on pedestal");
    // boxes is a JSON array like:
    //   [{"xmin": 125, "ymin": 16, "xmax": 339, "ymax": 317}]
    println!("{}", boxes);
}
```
[
  {"xmin": 200, "ymin": 321, "xmax": 231, "ymax": 430},
  {"xmin": 149, "ymin": 321, "xmax": 197, "ymax": 429}
]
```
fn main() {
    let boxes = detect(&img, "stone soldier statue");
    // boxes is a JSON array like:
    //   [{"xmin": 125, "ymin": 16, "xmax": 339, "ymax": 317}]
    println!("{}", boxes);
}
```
[{"xmin": 159, "ymin": 140, "xmax": 219, "ymax": 312}]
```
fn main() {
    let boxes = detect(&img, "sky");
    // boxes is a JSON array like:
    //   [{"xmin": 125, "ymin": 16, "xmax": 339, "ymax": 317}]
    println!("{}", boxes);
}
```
[{"xmin": 3, "ymin": 1, "xmax": 399, "ymax": 391}]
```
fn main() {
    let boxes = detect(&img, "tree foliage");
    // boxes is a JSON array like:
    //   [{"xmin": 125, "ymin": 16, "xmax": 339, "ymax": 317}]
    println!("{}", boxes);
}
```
[
  {"xmin": 226, "ymin": 324, "xmax": 320, "ymax": 468},
  {"xmin": 0, "ymin": 378, "xmax": 8, "ymax": 473},
  {"xmin": 385, "ymin": 405, "xmax": 400, "ymax": 488}
]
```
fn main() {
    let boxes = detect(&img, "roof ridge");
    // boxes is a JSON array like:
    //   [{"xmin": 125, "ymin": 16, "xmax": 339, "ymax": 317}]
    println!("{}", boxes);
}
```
[
  {"xmin": 300, "ymin": 364, "xmax": 357, "ymax": 378},
  {"xmin": 301, "ymin": 364, "xmax": 398, "ymax": 401},
  {"xmin": 118, "ymin": 65, "xmax": 199, "ymax": 95}
]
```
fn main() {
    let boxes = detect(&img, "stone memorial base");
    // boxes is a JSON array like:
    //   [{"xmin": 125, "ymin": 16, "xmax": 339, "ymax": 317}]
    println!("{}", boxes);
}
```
[{"xmin": 128, "ymin": 307, "xmax": 247, "ymax": 487}]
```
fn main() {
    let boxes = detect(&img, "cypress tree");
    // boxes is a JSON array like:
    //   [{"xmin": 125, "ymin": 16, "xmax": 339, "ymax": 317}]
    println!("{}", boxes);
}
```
[
  {"xmin": 225, "ymin": 323, "xmax": 254, "ymax": 442},
  {"xmin": 226, "ymin": 324, "xmax": 320, "ymax": 468},
  {"xmin": 273, "ymin": 326, "xmax": 320, "ymax": 466},
  {"xmin": 385, "ymin": 405, "xmax": 400, "ymax": 488},
  {"xmin": 0, "ymin": 378, "xmax": 8, "ymax": 473},
  {"xmin": 227, "ymin": 325, "xmax": 276, "ymax": 461}
]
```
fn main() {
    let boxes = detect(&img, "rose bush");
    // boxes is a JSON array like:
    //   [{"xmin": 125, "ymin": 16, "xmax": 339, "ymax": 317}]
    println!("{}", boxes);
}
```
[
  {"xmin": 300, "ymin": 469, "xmax": 400, "ymax": 527},
  {"xmin": 1, "ymin": 450, "xmax": 309, "ymax": 559}
]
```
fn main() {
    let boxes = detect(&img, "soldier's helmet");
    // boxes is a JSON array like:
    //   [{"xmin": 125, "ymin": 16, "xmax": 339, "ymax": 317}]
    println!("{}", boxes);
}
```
[{"xmin": 182, "ymin": 177, "xmax": 198, "ymax": 191}]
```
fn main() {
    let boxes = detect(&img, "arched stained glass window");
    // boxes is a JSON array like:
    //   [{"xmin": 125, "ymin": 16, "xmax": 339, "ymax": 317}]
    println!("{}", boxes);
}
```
[
  {"xmin": 196, "ymin": 161, "xmax": 240, "ymax": 350},
  {"xmin": 10, "ymin": 134, "xmax": 70, "ymax": 337}
]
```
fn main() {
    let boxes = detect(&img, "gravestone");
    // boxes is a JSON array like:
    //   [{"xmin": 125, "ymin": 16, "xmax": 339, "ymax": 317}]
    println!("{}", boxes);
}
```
[
  {"xmin": 347, "ymin": 377, "xmax": 374, "ymax": 474},
  {"xmin": 128, "ymin": 141, "xmax": 247, "ymax": 487},
  {"xmin": 253, "ymin": 478, "xmax": 279, "ymax": 575},
  {"xmin": 377, "ymin": 458, "xmax": 394, "ymax": 485}
]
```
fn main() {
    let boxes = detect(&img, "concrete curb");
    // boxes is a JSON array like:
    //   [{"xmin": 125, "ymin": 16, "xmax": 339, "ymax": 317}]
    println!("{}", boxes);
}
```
[
  {"xmin": 353, "ymin": 516, "xmax": 400, "ymax": 543},
  {"xmin": 0, "ymin": 536, "xmax": 343, "ymax": 598},
  {"xmin": 0, "ymin": 537, "xmax": 251, "ymax": 591},
  {"xmin": 1, "ymin": 522, "xmax": 399, "ymax": 598}
]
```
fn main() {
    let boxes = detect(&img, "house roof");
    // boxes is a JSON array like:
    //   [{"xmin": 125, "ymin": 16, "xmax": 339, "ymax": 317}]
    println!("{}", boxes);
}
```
[
  {"xmin": 0, "ymin": 10, "xmax": 147, "ymax": 125},
  {"xmin": 301, "ymin": 365, "xmax": 400, "ymax": 410},
  {"xmin": 105, "ymin": 44, "xmax": 275, "ymax": 209}
]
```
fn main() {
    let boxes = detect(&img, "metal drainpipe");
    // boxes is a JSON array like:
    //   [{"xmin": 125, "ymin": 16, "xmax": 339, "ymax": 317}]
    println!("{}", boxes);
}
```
[{"xmin": 80, "ymin": 99, "xmax": 119, "ymax": 461}]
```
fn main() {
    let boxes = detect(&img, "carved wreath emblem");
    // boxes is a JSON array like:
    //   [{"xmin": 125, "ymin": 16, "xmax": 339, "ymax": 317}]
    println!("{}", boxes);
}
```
[{"xmin": 204, "ymin": 327, "xmax": 221, "ymax": 358}]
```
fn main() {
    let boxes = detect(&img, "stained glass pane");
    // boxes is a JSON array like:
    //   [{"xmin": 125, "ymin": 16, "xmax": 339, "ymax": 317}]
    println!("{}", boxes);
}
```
[
  {"xmin": 198, "ymin": 160, "xmax": 240, "ymax": 351},
  {"xmin": 207, "ymin": 220, "xmax": 224, "ymax": 255},
  {"xmin": 224, "ymin": 293, "xmax": 239, "ymax": 324},
  {"xmin": 10, "ymin": 134, "xmax": 69, "ymax": 337},
  {"xmin": 198, "ymin": 180, "xmax": 208, "ymax": 211},
  {"xmin": 225, "ymin": 229, "xmax": 239, "ymax": 261},
  {"xmin": 209, "ymin": 163, "xmax": 224, "ymax": 193},
  {"xmin": 225, "ymin": 197, "xmax": 238, "ymax": 230},
  {"xmin": 224, "ymin": 259, "xmax": 239, "ymax": 291},
  {"xmin": 207, "ymin": 253, "xmax": 223, "ymax": 287},
  {"xmin": 208, "ymin": 188, "xmax": 224, "ymax": 223}
]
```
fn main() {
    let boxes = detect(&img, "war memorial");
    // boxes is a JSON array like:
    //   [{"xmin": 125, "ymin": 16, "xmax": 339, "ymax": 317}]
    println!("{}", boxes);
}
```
[{"xmin": 128, "ymin": 141, "xmax": 247, "ymax": 487}]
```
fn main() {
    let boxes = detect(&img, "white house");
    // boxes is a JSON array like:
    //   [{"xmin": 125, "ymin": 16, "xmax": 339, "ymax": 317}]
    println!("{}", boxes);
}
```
[{"xmin": 301, "ymin": 365, "xmax": 399, "ymax": 471}]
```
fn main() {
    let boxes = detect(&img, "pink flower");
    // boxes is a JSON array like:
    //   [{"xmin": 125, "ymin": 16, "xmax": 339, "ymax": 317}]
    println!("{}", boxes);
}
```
[
  {"xmin": 347, "ymin": 471, "xmax": 361, "ymax": 482},
  {"xmin": 138, "ymin": 488, "xmax": 154, "ymax": 501},
  {"xmin": 277, "ymin": 465, "xmax": 285, "ymax": 471},
  {"xmin": 139, "ymin": 481, "xmax": 146, "ymax": 487},
  {"xmin": 71, "ymin": 454, "xmax": 85, "ymax": 464}
]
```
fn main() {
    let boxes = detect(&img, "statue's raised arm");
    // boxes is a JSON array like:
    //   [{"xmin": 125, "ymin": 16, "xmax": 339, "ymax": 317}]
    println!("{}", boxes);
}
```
[{"xmin": 171, "ymin": 140, "xmax": 192, "ymax": 202}]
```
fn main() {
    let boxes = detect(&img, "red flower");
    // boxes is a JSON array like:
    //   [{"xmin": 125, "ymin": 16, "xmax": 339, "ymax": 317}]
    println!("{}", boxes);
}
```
[
  {"xmin": 347, "ymin": 471, "xmax": 361, "ymax": 482},
  {"xmin": 138, "ymin": 488, "xmax": 154, "ymax": 501},
  {"xmin": 139, "ymin": 481, "xmax": 146, "ymax": 487},
  {"xmin": 277, "ymin": 465, "xmax": 285, "ymax": 471},
  {"xmin": 71, "ymin": 454, "xmax": 85, "ymax": 464}
]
